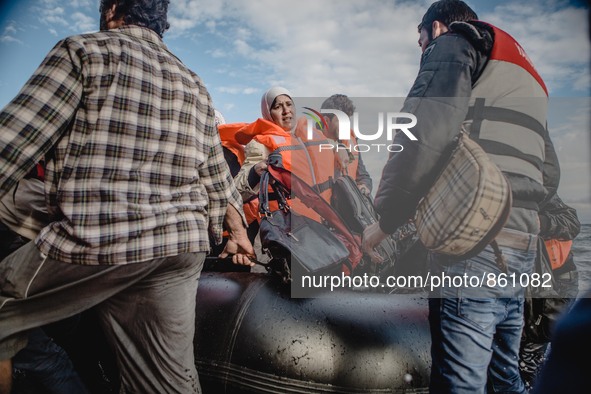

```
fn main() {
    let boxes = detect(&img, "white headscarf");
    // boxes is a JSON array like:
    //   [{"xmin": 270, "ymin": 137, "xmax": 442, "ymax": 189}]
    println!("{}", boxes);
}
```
[
  {"xmin": 260, "ymin": 86, "xmax": 293, "ymax": 122},
  {"xmin": 214, "ymin": 109, "xmax": 226, "ymax": 126}
]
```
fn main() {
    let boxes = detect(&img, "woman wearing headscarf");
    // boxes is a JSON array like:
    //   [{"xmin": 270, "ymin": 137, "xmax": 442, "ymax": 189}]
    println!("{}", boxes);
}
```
[
  {"xmin": 232, "ymin": 87, "xmax": 295, "ymax": 200},
  {"xmin": 229, "ymin": 87, "xmax": 336, "ymax": 255}
]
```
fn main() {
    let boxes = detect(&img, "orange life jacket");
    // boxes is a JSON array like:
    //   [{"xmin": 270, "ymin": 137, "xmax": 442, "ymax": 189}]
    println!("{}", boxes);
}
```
[
  {"xmin": 236, "ymin": 117, "xmax": 336, "ymax": 223},
  {"xmin": 218, "ymin": 123, "xmax": 247, "ymax": 165},
  {"xmin": 217, "ymin": 123, "xmax": 250, "ymax": 239},
  {"xmin": 544, "ymin": 239, "xmax": 573, "ymax": 270}
]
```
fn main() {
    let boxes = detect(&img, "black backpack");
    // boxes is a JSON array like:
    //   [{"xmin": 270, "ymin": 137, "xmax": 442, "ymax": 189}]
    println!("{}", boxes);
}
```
[{"xmin": 330, "ymin": 176, "xmax": 398, "ymax": 273}]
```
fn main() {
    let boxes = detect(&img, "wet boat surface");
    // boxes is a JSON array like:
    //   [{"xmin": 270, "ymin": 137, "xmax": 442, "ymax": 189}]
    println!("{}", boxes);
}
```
[{"xmin": 195, "ymin": 272, "xmax": 431, "ymax": 393}]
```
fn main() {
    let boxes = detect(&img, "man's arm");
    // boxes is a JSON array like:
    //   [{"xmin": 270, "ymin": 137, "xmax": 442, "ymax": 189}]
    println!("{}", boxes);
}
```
[
  {"xmin": 197, "ymin": 104, "xmax": 255, "ymax": 263},
  {"xmin": 197, "ymin": 106, "xmax": 249, "ymax": 244},
  {"xmin": 0, "ymin": 38, "xmax": 83, "ymax": 198},
  {"xmin": 233, "ymin": 140, "xmax": 268, "ymax": 201},
  {"xmin": 0, "ymin": 359, "xmax": 11, "ymax": 394},
  {"xmin": 374, "ymin": 33, "xmax": 482, "ymax": 234},
  {"xmin": 219, "ymin": 203, "xmax": 256, "ymax": 266}
]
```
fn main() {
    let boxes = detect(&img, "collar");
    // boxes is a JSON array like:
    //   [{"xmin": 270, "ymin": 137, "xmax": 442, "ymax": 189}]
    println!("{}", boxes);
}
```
[{"xmin": 111, "ymin": 25, "xmax": 164, "ymax": 46}]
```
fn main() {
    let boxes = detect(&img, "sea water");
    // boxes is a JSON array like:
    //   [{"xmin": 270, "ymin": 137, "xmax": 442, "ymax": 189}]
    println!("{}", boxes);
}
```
[{"xmin": 573, "ymin": 224, "xmax": 591, "ymax": 297}]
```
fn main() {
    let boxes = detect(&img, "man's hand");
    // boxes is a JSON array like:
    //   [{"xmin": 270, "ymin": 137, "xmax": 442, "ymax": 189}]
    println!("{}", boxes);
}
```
[
  {"xmin": 219, "ymin": 204, "xmax": 256, "ymax": 267},
  {"xmin": 0, "ymin": 359, "xmax": 12, "ymax": 394},
  {"xmin": 362, "ymin": 222, "xmax": 388, "ymax": 263},
  {"xmin": 220, "ymin": 232, "xmax": 256, "ymax": 266},
  {"xmin": 335, "ymin": 148, "xmax": 350, "ymax": 171},
  {"xmin": 357, "ymin": 184, "xmax": 370, "ymax": 196}
]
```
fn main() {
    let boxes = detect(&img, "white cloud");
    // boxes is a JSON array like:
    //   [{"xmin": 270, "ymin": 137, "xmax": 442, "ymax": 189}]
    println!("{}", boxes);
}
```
[
  {"xmin": 482, "ymin": 1, "xmax": 590, "ymax": 94},
  {"xmin": 217, "ymin": 86, "xmax": 261, "ymax": 95},
  {"xmin": 42, "ymin": 6, "xmax": 67, "ymax": 22},
  {"xmin": 168, "ymin": 0, "xmax": 229, "ymax": 35},
  {"xmin": 169, "ymin": 0, "xmax": 589, "ymax": 100},
  {"xmin": 34, "ymin": 1, "xmax": 97, "ymax": 35},
  {"xmin": 39, "ymin": 0, "xmax": 60, "ymax": 7},
  {"xmin": 205, "ymin": 20, "xmax": 216, "ymax": 32},
  {"xmin": 208, "ymin": 48, "xmax": 226, "ymax": 58},
  {"xmin": 213, "ymin": 67, "xmax": 238, "ymax": 78},
  {"xmin": 0, "ymin": 35, "xmax": 22, "ymax": 44},
  {"xmin": 71, "ymin": 11, "xmax": 96, "ymax": 33},
  {"xmin": 242, "ymin": 87, "xmax": 259, "ymax": 95},
  {"xmin": 237, "ymin": 1, "xmax": 427, "ymax": 96},
  {"xmin": 233, "ymin": 38, "xmax": 254, "ymax": 56},
  {"xmin": 0, "ymin": 21, "xmax": 22, "ymax": 44},
  {"xmin": 40, "ymin": 0, "xmax": 92, "ymax": 10},
  {"xmin": 69, "ymin": 0, "xmax": 94, "ymax": 9},
  {"xmin": 168, "ymin": 18, "xmax": 199, "ymax": 34},
  {"xmin": 37, "ymin": 6, "xmax": 69, "ymax": 27},
  {"xmin": 168, "ymin": 0, "xmax": 430, "ymax": 97}
]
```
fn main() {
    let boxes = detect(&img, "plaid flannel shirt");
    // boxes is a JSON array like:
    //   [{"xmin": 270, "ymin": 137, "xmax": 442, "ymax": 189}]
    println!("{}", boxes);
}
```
[{"xmin": 0, "ymin": 26, "xmax": 245, "ymax": 265}]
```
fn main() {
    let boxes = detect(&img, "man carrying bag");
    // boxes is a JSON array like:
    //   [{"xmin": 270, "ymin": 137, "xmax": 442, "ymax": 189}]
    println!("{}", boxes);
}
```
[{"xmin": 362, "ymin": 1, "xmax": 560, "ymax": 392}]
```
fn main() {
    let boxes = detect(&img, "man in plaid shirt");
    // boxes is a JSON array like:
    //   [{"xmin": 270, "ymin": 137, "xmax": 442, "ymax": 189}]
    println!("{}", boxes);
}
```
[{"xmin": 0, "ymin": 0, "xmax": 255, "ymax": 392}]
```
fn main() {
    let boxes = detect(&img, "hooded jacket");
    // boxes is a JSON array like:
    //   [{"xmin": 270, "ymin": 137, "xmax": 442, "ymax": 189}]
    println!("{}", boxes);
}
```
[{"xmin": 374, "ymin": 21, "xmax": 560, "ymax": 236}]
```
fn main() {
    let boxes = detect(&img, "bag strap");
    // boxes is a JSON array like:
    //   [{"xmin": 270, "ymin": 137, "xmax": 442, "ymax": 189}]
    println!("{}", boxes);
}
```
[
  {"xmin": 258, "ymin": 171, "xmax": 271, "ymax": 216},
  {"xmin": 268, "ymin": 165, "xmax": 363, "ymax": 270},
  {"xmin": 258, "ymin": 170, "xmax": 290, "ymax": 216},
  {"xmin": 458, "ymin": 132, "xmax": 501, "ymax": 266},
  {"xmin": 270, "ymin": 175, "xmax": 290, "ymax": 211},
  {"xmin": 341, "ymin": 156, "xmax": 350, "ymax": 177},
  {"xmin": 490, "ymin": 240, "xmax": 508, "ymax": 274}
]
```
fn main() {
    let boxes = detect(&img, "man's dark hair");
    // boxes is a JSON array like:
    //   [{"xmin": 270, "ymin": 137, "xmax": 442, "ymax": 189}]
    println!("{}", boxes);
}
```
[
  {"xmin": 321, "ymin": 94, "xmax": 356, "ymax": 117},
  {"xmin": 418, "ymin": 0, "xmax": 478, "ymax": 35},
  {"xmin": 100, "ymin": 0, "xmax": 170, "ymax": 37}
]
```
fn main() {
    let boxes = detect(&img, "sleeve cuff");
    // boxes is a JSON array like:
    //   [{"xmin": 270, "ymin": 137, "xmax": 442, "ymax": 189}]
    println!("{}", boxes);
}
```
[{"xmin": 230, "ymin": 200, "xmax": 249, "ymax": 228}]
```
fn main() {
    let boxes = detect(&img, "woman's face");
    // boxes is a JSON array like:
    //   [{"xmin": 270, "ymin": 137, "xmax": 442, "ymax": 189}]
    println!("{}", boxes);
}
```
[{"xmin": 270, "ymin": 95, "xmax": 295, "ymax": 131}]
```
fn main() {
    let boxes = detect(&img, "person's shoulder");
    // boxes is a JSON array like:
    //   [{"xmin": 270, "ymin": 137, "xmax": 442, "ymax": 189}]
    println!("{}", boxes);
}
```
[
  {"xmin": 43, "ymin": 31, "xmax": 109, "ymax": 62},
  {"xmin": 245, "ymin": 138, "xmax": 266, "ymax": 150},
  {"xmin": 62, "ymin": 27, "xmax": 160, "ymax": 49},
  {"xmin": 448, "ymin": 21, "xmax": 493, "ymax": 55},
  {"xmin": 421, "ymin": 33, "xmax": 476, "ymax": 66},
  {"xmin": 55, "ymin": 30, "xmax": 121, "ymax": 55},
  {"xmin": 61, "ymin": 30, "xmax": 111, "ymax": 44},
  {"xmin": 421, "ymin": 22, "xmax": 492, "ymax": 67}
]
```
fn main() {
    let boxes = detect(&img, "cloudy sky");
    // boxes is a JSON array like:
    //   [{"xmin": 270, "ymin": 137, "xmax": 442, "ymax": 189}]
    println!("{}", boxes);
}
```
[{"xmin": 0, "ymin": 0, "xmax": 589, "ymax": 221}]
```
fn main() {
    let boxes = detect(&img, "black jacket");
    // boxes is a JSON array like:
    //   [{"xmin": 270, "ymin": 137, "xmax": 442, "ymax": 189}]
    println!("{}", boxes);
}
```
[
  {"xmin": 375, "ymin": 22, "xmax": 560, "ymax": 234},
  {"xmin": 539, "ymin": 194, "xmax": 580, "ymax": 241}
]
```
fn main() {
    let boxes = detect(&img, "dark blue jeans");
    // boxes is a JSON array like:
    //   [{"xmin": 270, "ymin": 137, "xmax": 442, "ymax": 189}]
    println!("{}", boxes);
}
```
[
  {"xmin": 428, "ymin": 238, "xmax": 536, "ymax": 394},
  {"xmin": 12, "ymin": 328, "xmax": 89, "ymax": 394}
]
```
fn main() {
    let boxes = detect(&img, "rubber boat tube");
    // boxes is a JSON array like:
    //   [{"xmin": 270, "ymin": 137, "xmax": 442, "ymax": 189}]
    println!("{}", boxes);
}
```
[{"xmin": 194, "ymin": 272, "xmax": 431, "ymax": 393}]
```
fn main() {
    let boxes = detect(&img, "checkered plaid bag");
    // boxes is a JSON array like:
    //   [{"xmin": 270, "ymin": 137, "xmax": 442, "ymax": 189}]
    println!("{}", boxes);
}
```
[{"xmin": 414, "ymin": 132, "xmax": 511, "ymax": 260}]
